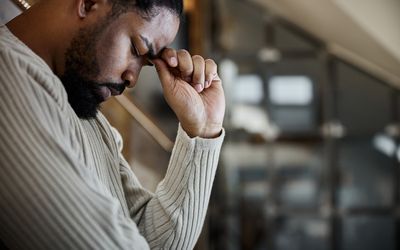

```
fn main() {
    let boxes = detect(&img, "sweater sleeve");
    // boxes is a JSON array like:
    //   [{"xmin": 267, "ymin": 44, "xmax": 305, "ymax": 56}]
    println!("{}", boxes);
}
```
[
  {"xmin": 119, "ymin": 124, "xmax": 225, "ymax": 249},
  {"xmin": 0, "ymin": 50, "xmax": 151, "ymax": 249}
]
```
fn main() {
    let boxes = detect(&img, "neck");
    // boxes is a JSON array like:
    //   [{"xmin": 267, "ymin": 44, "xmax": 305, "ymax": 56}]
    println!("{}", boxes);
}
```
[{"xmin": 6, "ymin": 1, "xmax": 73, "ymax": 76}]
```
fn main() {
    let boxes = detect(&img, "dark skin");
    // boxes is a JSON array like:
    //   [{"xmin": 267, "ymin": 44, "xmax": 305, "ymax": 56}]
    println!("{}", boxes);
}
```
[{"xmin": 7, "ymin": 0, "xmax": 225, "ymax": 138}]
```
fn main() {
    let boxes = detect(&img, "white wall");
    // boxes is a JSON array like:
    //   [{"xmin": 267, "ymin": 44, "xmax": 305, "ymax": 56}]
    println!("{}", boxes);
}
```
[{"xmin": 335, "ymin": 0, "xmax": 400, "ymax": 62}]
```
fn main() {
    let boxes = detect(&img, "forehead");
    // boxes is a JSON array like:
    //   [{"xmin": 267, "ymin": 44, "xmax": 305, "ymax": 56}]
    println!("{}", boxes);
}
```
[{"xmin": 117, "ymin": 8, "xmax": 180, "ymax": 53}]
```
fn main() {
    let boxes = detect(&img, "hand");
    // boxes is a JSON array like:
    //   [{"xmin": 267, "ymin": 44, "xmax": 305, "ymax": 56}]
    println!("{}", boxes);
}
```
[{"xmin": 152, "ymin": 49, "xmax": 225, "ymax": 138}]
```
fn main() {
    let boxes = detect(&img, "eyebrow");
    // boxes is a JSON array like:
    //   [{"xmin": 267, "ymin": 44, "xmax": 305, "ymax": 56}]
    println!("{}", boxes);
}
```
[{"xmin": 139, "ymin": 35, "xmax": 164, "ymax": 60}]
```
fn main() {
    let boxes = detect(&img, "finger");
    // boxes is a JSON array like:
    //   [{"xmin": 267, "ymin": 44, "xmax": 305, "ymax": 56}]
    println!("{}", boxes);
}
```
[
  {"xmin": 161, "ymin": 48, "xmax": 178, "ymax": 67},
  {"xmin": 204, "ymin": 59, "xmax": 217, "ymax": 89},
  {"xmin": 153, "ymin": 58, "xmax": 172, "ymax": 90},
  {"xmin": 192, "ymin": 55, "xmax": 205, "ymax": 92},
  {"xmin": 177, "ymin": 49, "xmax": 193, "ymax": 81}
]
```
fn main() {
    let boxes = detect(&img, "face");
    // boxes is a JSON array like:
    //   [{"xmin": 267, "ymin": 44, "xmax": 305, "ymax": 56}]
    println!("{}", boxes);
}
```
[{"xmin": 60, "ymin": 7, "xmax": 179, "ymax": 119}]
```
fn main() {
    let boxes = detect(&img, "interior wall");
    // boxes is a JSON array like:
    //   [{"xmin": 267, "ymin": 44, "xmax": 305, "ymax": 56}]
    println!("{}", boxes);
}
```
[{"xmin": 334, "ymin": 0, "xmax": 400, "ymax": 61}]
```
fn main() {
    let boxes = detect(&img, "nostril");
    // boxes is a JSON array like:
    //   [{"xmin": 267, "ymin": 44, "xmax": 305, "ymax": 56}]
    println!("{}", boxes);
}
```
[{"xmin": 122, "ymin": 70, "xmax": 135, "ymax": 87}]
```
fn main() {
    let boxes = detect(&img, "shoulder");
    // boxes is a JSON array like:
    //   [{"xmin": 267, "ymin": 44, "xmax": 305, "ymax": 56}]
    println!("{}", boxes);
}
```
[{"xmin": 0, "ymin": 25, "xmax": 69, "ymax": 110}]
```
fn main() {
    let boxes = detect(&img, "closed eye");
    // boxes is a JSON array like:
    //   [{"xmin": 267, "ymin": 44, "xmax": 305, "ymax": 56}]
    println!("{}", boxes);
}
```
[
  {"xmin": 131, "ymin": 39, "xmax": 154, "ymax": 67},
  {"xmin": 130, "ymin": 41, "xmax": 139, "ymax": 57}
]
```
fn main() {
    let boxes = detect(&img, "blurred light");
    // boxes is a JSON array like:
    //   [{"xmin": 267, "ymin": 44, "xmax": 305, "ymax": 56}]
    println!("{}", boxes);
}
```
[
  {"xmin": 184, "ymin": 0, "xmax": 195, "ymax": 12},
  {"xmin": 258, "ymin": 47, "xmax": 281, "ymax": 62},
  {"xmin": 234, "ymin": 74, "xmax": 264, "ymax": 104},
  {"xmin": 269, "ymin": 76, "xmax": 313, "ymax": 105},
  {"xmin": 219, "ymin": 59, "xmax": 238, "ymax": 85},
  {"xmin": 231, "ymin": 105, "xmax": 269, "ymax": 133},
  {"xmin": 281, "ymin": 179, "xmax": 316, "ymax": 203},
  {"xmin": 306, "ymin": 221, "xmax": 329, "ymax": 238},
  {"xmin": 321, "ymin": 121, "xmax": 346, "ymax": 138},
  {"xmin": 231, "ymin": 104, "xmax": 280, "ymax": 139},
  {"xmin": 373, "ymin": 133, "xmax": 396, "ymax": 157},
  {"xmin": 219, "ymin": 59, "xmax": 238, "ymax": 109},
  {"xmin": 242, "ymin": 182, "xmax": 269, "ymax": 200},
  {"xmin": 385, "ymin": 124, "xmax": 400, "ymax": 137}
]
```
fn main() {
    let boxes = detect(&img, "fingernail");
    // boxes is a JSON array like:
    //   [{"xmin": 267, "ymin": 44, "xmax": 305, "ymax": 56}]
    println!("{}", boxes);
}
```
[
  {"xmin": 205, "ymin": 80, "xmax": 209, "ymax": 88},
  {"xmin": 194, "ymin": 84, "xmax": 203, "ymax": 93},
  {"xmin": 170, "ymin": 57, "xmax": 177, "ymax": 66}
]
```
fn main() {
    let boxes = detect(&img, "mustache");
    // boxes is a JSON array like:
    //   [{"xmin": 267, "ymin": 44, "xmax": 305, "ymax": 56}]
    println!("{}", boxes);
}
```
[{"xmin": 97, "ymin": 82, "xmax": 127, "ymax": 95}]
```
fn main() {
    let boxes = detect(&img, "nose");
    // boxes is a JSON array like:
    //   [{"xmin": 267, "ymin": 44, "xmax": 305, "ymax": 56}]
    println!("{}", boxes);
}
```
[
  {"xmin": 122, "ymin": 58, "xmax": 148, "ymax": 88},
  {"xmin": 121, "ymin": 70, "xmax": 136, "ymax": 88}
]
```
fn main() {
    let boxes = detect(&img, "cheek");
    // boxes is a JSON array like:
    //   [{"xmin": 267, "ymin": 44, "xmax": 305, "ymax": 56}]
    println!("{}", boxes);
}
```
[
  {"xmin": 95, "ymin": 33, "xmax": 143, "ymax": 82},
  {"xmin": 92, "ymin": 27, "xmax": 130, "ymax": 77},
  {"xmin": 95, "ymin": 41, "xmax": 130, "ymax": 79}
]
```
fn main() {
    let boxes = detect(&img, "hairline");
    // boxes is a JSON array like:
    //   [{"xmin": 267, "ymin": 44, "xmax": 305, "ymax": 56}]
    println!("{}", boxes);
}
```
[{"xmin": 108, "ymin": 1, "xmax": 182, "ymax": 21}]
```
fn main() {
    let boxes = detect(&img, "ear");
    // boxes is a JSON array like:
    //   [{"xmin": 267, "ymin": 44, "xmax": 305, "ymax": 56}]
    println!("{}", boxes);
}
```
[{"xmin": 78, "ymin": 0, "xmax": 100, "ymax": 18}]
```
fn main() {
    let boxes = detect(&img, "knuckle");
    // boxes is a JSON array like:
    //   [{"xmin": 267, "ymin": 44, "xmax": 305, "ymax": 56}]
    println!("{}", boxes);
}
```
[
  {"xmin": 177, "ymin": 49, "xmax": 189, "ymax": 57},
  {"xmin": 205, "ymin": 58, "xmax": 216, "ymax": 66},
  {"xmin": 192, "ymin": 55, "xmax": 204, "ymax": 61}
]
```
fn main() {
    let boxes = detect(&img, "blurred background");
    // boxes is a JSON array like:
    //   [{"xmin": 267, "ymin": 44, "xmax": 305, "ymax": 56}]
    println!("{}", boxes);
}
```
[{"xmin": 2, "ymin": 0, "xmax": 400, "ymax": 249}]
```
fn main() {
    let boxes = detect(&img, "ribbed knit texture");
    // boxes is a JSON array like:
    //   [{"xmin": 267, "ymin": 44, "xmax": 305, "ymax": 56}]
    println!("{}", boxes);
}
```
[{"xmin": 0, "ymin": 25, "xmax": 224, "ymax": 250}]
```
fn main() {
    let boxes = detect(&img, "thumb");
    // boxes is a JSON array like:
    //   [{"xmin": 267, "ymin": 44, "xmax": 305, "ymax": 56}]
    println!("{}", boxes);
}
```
[{"xmin": 153, "ymin": 59, "xmax": 173, "ymax": 90}]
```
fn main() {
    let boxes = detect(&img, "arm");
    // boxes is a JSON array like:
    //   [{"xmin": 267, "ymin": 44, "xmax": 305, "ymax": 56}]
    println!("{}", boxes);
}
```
[
  {"xmin": 119, "ymin": 124, "xmax": 224, "ymax": 249},
  {"xmin": 119, "ymin": 49, "xmax": 226, "ymax": 248}
]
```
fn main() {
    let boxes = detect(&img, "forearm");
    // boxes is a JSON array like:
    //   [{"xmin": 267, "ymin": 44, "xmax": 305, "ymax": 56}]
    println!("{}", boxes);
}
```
[{"xmin": 134, "ymin": 124, "xmax": 224, "ymax": 249}]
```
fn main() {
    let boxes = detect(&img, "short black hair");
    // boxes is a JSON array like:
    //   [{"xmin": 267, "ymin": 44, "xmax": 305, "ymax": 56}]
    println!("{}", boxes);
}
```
[{"xmin": 109, "ymin": 0, "xmax": 183, "ymax": 18}]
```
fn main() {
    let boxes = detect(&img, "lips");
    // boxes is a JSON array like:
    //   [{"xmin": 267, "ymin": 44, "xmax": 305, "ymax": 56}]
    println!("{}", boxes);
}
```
[
  {"xmin": 97, "ymin": 86, "xmax": 111, "ymax": 100},
  {"xmin": 108, "ymin": 85, "xmax": 125, "ymax": 96},
  {"xmin": 95, "ymin": 83, "xmax": 126, "ymax": 101}
]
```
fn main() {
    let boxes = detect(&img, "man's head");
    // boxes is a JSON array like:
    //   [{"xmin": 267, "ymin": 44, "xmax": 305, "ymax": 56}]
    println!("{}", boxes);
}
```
[{"xmin": 60, "ymin": 0, "xmax": 182, "ymax": 118}]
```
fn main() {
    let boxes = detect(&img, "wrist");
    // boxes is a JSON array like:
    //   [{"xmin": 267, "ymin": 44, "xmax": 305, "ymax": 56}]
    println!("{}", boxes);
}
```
[{"xmin": 181, "ymin": 123, "xmax": 223, "ymax": 138}]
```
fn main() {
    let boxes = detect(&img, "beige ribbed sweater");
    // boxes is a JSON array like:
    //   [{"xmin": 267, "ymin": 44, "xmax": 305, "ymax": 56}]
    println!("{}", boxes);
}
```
[{"xmin": 0, "ymin": 25, "xmax": 224, "ymax": 250}]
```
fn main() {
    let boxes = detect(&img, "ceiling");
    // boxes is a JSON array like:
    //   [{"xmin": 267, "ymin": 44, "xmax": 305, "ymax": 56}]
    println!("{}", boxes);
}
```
[{"xmin": 250, "ymin": 0, "xmax": 400, "ymax": 88}]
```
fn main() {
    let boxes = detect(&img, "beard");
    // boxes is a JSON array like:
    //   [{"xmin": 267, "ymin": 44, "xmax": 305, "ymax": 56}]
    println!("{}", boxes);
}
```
[
  {"xmin": 60, "ymin": 71, "xmax": 105, "ymax": 119},
  {"xmin": 60, "ymin": 15, "xmax": 125, "ymax": 119}
]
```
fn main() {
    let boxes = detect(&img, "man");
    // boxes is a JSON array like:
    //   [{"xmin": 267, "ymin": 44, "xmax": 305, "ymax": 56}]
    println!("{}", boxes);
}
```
[{"xmin": 0, "ymin": 0, "xmax": 225, "ymax": 249}]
